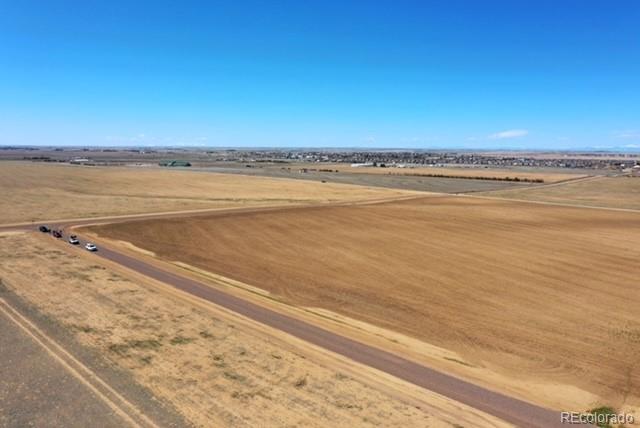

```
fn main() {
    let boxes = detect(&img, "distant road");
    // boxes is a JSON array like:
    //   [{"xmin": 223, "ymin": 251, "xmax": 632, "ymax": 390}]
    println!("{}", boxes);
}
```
[
  {"xmin": 1, "ymin": 200, "xmax": 594, "ymax": 428},
  {"xmin": 469, "ymin": 174, "xmax": 600, "ymax": 194},
  {"xmin": 0, "ymin": 193, "xmax": 423, "ymax": 230}
]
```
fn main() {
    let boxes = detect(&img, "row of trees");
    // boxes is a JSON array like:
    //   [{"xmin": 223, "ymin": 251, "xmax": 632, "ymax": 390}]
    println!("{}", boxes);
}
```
[{"xmin": 388, "ymin": 172, "xmax": 544, "ymax": 183}]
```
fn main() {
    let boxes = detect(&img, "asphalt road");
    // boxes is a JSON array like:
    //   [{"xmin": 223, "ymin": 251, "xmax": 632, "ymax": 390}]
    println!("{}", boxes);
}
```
[{"xmin": 1, "ymin": 208, "xmax": 593, "ymax": 428}]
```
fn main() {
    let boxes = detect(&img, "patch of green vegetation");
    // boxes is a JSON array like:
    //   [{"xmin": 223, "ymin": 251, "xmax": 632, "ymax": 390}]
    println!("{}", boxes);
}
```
[
  {"xmin": 108, "ymin": 339, "xmax": 162, "ymax": 356},
  {"xmin": 334, "ymin": 373, "xmax": 349, "ymax": 381},
  {"xmin": 199, "ymin": 330, "xmax": 214, "ymax": 339},
  {"xmin": 130, "ymin": 339, "xmax": 162, "ymax": 349},
  {"xmin": 587, "ymin": 406, "xmax": 617, "ymax": 428},
  {"xmin": 231, "ymin": 389, "xmax": 272, "ymax": 400},
  {"xmin": 108, "ymin": 343, "xmax": 130, "ymax": 356},
  {"xmin": 223, "ymin": 371, "xmax": 246, "ymax": 382},
  {"xmin": 73, "ymin": 324, "xmax": 98, "ymax": 333},
  {"xmin": 170, "ymin": 335, "xmax": 195, "ymax": 345},
  {"xmin": 71, "ymin": 272, "xmax": 93, "ymax": 282},
  {"xmin": 211, "ymin": 354, "xmax": 225, "ymax": 367},
  {"xmin": 140, "ymin": 355, "xmax": 153, "ymax": 365},
  {"xmin": 294, "ymin": 375, "xmax": 307, "ymax": 388},
  {"xmin": 335, "ymin": 401, "xmax": 363, "ymax": 410}
]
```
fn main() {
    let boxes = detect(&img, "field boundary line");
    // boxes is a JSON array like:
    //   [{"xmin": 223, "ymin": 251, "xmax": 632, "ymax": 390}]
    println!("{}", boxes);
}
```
[
  {"xmin": 0, "ymin": 298, "xmax": 158, "ymax": 428},
  {"xmin": 0, "ymin": 193, "xmax": 425, "ymax": 230},
  {"xmin": 460, "ymin": 192, "xmax": 640, "ymax": 213},
  {"xmin": 467, "ymin": 174, "xmax": 600, "ymax": 195}
]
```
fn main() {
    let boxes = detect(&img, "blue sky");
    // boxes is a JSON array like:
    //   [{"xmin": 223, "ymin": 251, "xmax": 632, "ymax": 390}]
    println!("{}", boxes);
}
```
[{"xmin": 1, "ymin": 1, "xmax": 639, "ymax": 150}]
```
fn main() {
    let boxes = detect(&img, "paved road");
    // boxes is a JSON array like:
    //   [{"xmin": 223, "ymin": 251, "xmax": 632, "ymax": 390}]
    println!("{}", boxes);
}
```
[{"xmin": 1, "ymin": 205, "xmax": 593, "ymax": 428}]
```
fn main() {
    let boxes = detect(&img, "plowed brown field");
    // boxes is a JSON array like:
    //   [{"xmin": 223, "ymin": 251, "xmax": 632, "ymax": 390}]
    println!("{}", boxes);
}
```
[
  {"xmin": 483, "ymin": 176, "xmax": 640, "ymax": 210},
  {"xmin": 91, "ymin": 195, "xmax": 640, "ymax": 412}
]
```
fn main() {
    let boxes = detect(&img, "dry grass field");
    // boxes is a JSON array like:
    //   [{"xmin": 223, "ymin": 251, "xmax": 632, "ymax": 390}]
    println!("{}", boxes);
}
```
[
  {"xmin": 482, "ymin": 176, "xmax": 640, "ymax": 210},
  {"xmin": 305, "ymin": 163, "xmax": 586, "ymax": 183},
  {"xmin": 0, "ymin": 162, "xmax": 415, "ymax": 225},
  {"xmin": 0, "ymin": 232, "xmax": 506, "ymax": 428},
  {"xmin": 211, "ymin": 164, "xmax": 534, "ymax": 193},
  {"xmin": 90, "ymin": 195, "xmax": 640, "ymax": 414}
]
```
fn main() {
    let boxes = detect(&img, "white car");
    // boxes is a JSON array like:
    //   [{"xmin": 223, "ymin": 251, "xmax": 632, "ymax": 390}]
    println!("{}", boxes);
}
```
[{"xmin": 85, "ymin": 243, "xmax": 98, "ymax": 252}]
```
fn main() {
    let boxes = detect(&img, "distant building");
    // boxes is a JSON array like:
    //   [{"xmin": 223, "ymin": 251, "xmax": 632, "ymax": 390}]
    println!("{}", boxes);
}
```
[
  {"xmin": 159, "ymin": 160, "xmax": 192, "ymax": 167},
  {"xmin": 69, "ymin": 158, "xmax": 90, "ymax": 164}
]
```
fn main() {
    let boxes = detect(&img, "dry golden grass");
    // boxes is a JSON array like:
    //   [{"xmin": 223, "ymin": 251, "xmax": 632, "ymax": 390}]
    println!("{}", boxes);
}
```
[
  {"xmin": 0, "ymin": 162, "xmax": 415, "ymax": 224},
  {"xmin": 91, "ymin": 195, "xmax": 640, "ymax": 413},
  {"xmin": 303, "ymin": 163, "xmax": 585, "ymax": 183},
  {"xmin": 0, "ymin": 232, "xmax": 505, "ymax": 428},
  {"xmin": 482, "ymin": 176, "xmax": 640, "ymax": 210}
]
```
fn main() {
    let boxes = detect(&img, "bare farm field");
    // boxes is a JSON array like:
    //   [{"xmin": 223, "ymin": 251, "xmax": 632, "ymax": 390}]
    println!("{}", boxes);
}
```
[
  {"xmin": 481, "ymin": 176, "xmax": 640, "ymax": 210},
  {"xmin": 0, "ymin": 162, "xmax": 415, "ymax": 225},
  {"xmin": 90, "ymin": 195, "xmax": 640, "ymax": 415},
  {"xmin": 0, "ymin": 232, "xmax": 505, "ymax": 428}
]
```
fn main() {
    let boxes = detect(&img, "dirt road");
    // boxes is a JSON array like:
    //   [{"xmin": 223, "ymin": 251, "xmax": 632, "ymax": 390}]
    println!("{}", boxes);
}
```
[
  {"xmin": 49, "ymin": 229, "xmax": 569, "ymax": 427},
  {"xmin": 0, "ymin": 193, "xmax": 423, "ymax": 229},
  {"xmin": 0, "ymin": 201, "xmax": 596, "ymax": 427}
]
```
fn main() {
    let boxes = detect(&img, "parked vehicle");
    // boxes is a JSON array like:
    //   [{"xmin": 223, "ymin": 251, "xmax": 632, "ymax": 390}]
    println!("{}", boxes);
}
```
[
  {"xmin": 52, "ymin": 230, "xmax": 63, "ymax": 238},
  {"xmin": 68, "ymin": 235, "xmax": 80, "ymax": 245},
  {"xmin": 39, "ymin": 225, "xmax": 50, "ymax": 233},
  {"xmin": 85, "ymin": 243, "xmax": 98, "ymax": 252}
]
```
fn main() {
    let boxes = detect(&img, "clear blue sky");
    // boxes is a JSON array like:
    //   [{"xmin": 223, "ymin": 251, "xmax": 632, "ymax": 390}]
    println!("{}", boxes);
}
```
[{"xmin": 1, "ymin": 1, "xmax": 639, "ymax": 150}]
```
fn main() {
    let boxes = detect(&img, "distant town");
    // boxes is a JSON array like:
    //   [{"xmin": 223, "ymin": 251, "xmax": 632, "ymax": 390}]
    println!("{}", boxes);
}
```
[{"xmin": 2, "ymin": 145, "xmax": 639, "ymax": 171}]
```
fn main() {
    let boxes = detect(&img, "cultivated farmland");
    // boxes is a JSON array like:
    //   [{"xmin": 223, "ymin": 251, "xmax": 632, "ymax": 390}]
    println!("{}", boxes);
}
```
[
  {"xmin": 0, "ymin": 162, "xmax": 415, "ymax": 225},
  {"xmin": 90, "ymin": 195, "xmax": 640, "ymax": 414},
  {"xmin": 482, "ymin": 175, "xmax": 640, "ymax": 210},
  {"xmin": 0, "ymin": 231, "xmax": 503, "ymax": 428}
]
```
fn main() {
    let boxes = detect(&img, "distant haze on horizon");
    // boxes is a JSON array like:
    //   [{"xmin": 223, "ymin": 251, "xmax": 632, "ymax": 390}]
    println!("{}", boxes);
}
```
[{"xmin": 1, "ymin": 1, "xmax": 639, "ymax": 151}]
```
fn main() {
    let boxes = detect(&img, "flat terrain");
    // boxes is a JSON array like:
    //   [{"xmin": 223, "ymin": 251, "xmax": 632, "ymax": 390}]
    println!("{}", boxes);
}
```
[
  {"xmin": 0, "ymin": 162, "xmax": 414, "ymax": 225},
  {"xmin": 482, "ymin": 176, "xmax": 640, "ymax": 210},
  {"xmin": 314, "ymin": 163, "xmax": 587, "ymax": 183},
  {"xmin": 197, "ymin": 165, "xmax": 536, "ymax": 193},
  {"xmin": 91, "ymin": 195, "xmax": 640, "ymax": 414},
  {"xmin": 0, "ymin": 308, "xmax": 127, "ymax": 428},
  {"xmin": 0, "ymin": 232, "xmax": 504, "ymax": 428}
]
